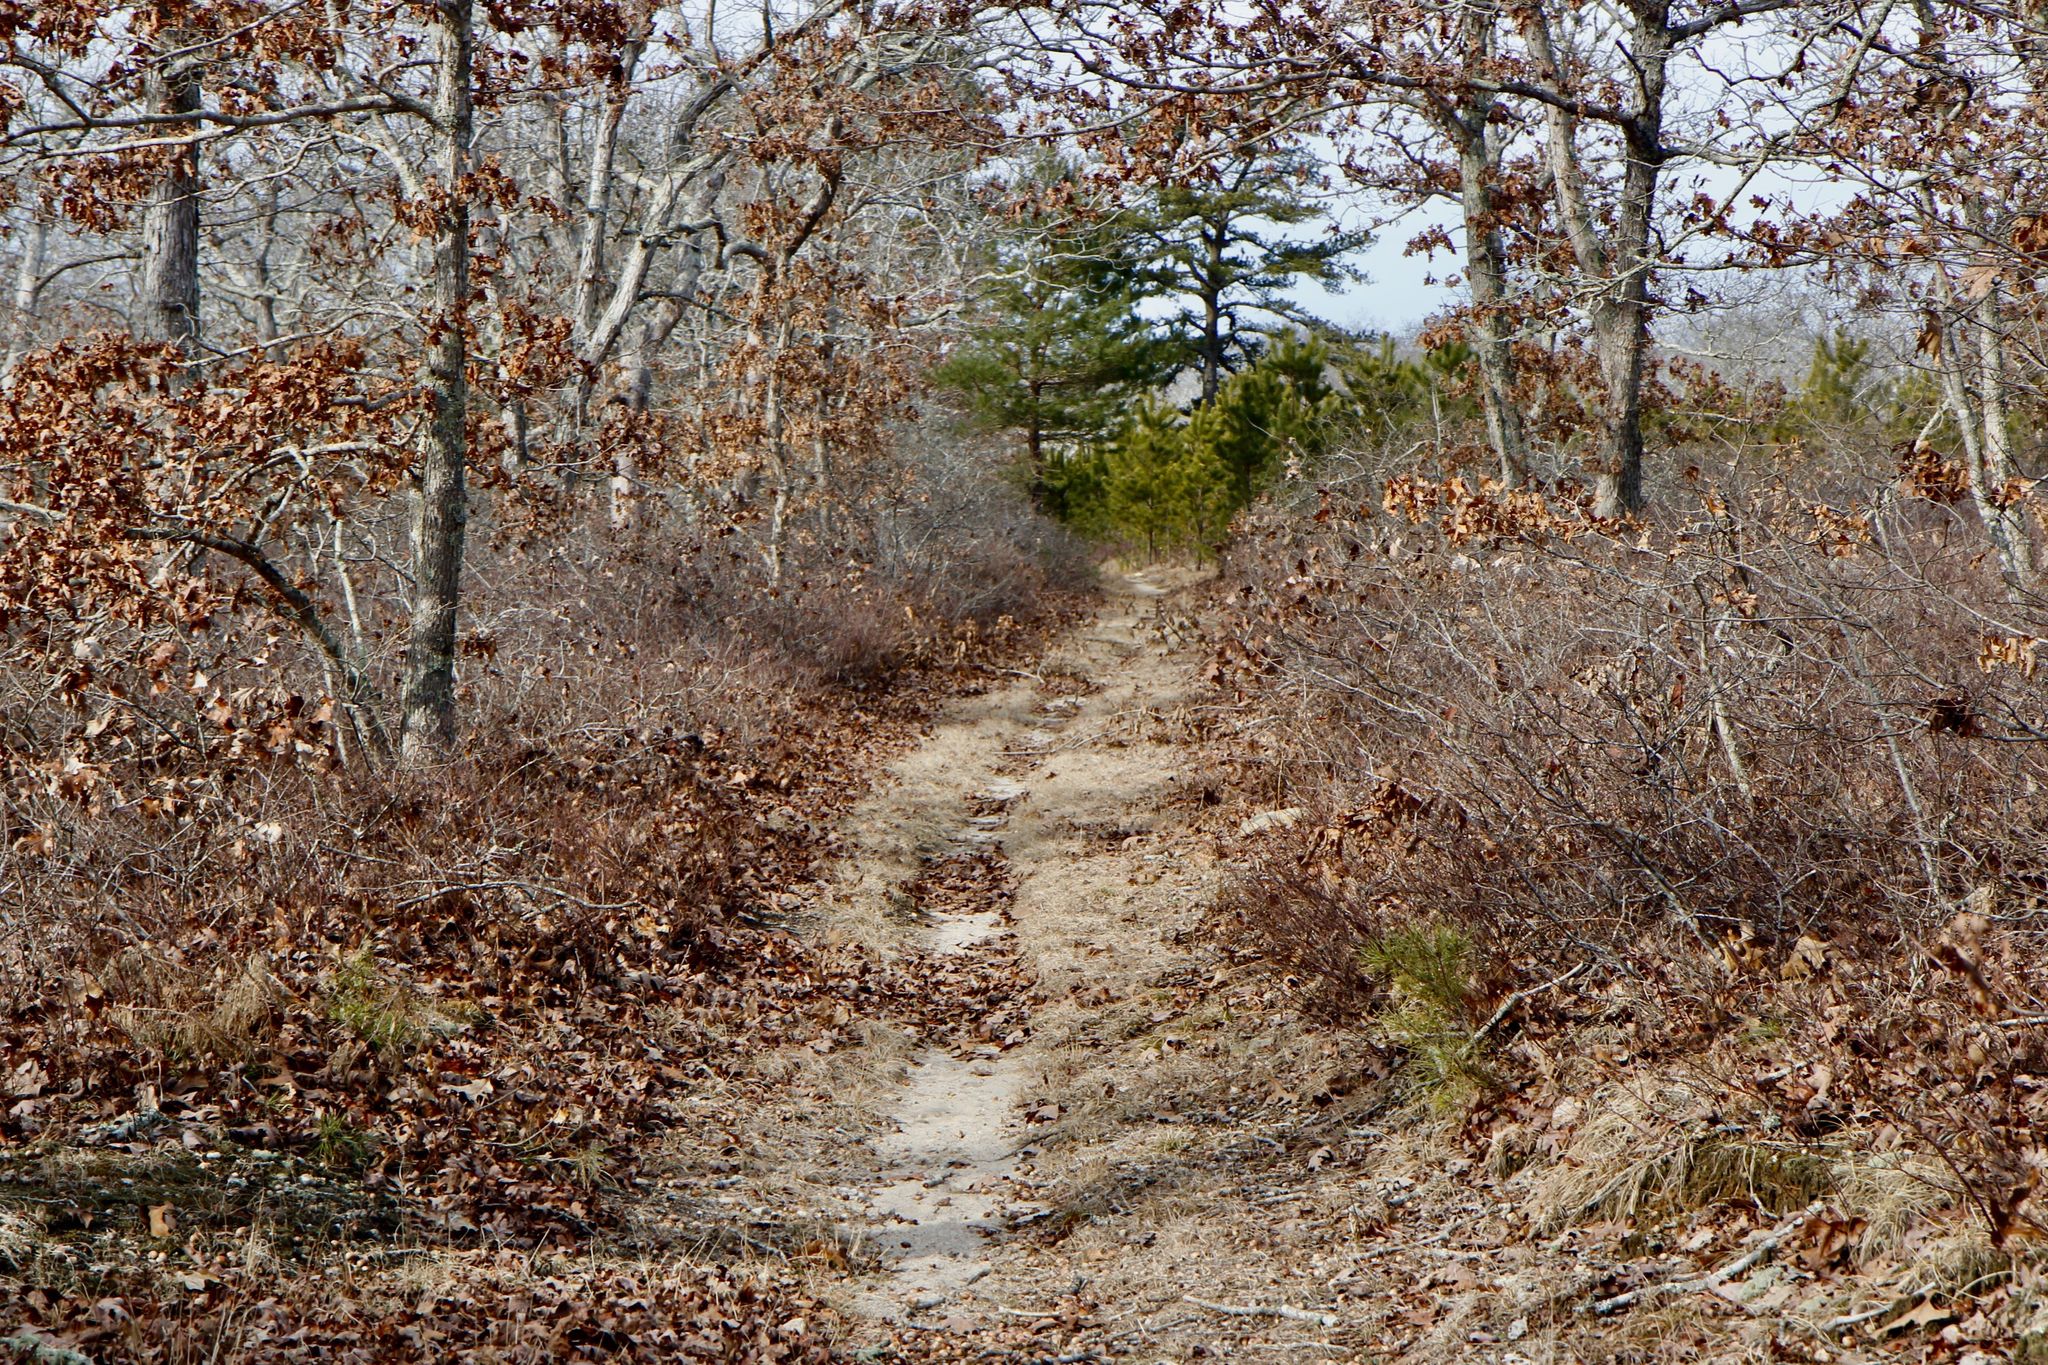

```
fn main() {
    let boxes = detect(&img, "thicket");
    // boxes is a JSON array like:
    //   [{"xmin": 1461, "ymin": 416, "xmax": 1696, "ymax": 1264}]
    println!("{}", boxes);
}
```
[
  {"xmin": 0, "ymin": 408, "xmax": 1084, "ymax": 1251},
  {"xmin": 1211, "ymin": 430, "xmax": 2048, "ymax": 1246}
]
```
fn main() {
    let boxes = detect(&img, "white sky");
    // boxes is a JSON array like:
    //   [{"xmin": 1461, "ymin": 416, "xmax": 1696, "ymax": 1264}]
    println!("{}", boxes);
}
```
[{"xmin": 1295, "ymin": 199, "xmax": 1461, "ymax": 335}]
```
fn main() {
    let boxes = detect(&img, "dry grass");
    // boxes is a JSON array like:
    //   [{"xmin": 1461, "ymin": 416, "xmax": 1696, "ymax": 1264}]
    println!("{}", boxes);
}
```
[
  {"xmin": 1529, "ymin": 1081, "xmax": 1837, "ymax": 1232},
  {"xmin": 1833, "ymin": 1148, "xmax": 1962, "ymax": 1261},
  {"xmin": 103, "ymin": 950, "xmax": 283, "ymax": 1067}
]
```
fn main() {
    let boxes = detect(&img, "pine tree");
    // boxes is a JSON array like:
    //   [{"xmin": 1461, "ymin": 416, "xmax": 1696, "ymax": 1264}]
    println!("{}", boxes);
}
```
[
  {"xmin": 1055, "ymin": 336, "xmax": 1343, "ymax": 553},
  {"xmin": 936, "ymin": 161, "xmax": 1174, "ymax": 500},
  {"xmin": 1180, "ymin": 333, "xmax": 1341, "ymax": 505},
  {"xmin": 1098, "ymin": 399, "xmax": 1235, "ymax": 555},
  {"xmin": 1125, "ymin": 148, "xmax": 1371, "ymax": 405},
  {"xmin": 1778, "ymin": 328, "xmax": 1946, "ymax": 450},
  {"xmin": 1332, "ymin": 335, "xmax": 1484, "ymax": 447}
]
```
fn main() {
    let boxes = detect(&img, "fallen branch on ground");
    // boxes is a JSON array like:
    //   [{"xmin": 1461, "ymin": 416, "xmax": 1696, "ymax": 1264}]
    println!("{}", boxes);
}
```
[
  {"xmin": 1589, "ymin": 1202, "xmax": 1821, "ymax": 1315},
  {"xmin": 1184, "ymin": 1296, "xmax": 1337, "ymax": 1327},
  {"xmin": 1821, "ymin": 1302, "xmax": 1894, "ymax": 1334},
  {"xmin": 1472, "ymin": 962, "xmax": 1588, "ymax": 1045}
]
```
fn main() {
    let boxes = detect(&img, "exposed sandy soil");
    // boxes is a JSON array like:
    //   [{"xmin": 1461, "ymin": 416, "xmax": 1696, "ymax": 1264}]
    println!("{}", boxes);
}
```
[
  {"xmin": 820, "ymin": 567, "xmax": 1209, "ymax": 1321},
  {"xmin": 750, "ymin": 566, "xmax": 1431, "ymax": 1359},
  {"xmin": 659, "ymin": 567, "xmax": 1981, "ymax": 1365}
]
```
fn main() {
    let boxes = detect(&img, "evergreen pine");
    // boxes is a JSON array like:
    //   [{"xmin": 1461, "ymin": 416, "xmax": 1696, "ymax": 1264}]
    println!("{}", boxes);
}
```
[
  {"xmin": 936, "ymin": 160, "xmax": 1175, "ymax": 505},
  {"xmin": 1125, "ymin": 148, "xmax": 1371, "ymax": 405}
]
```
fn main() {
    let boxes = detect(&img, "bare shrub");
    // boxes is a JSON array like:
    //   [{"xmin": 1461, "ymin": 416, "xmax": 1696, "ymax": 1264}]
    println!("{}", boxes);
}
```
[
  {"xmin": 1213, "ymin": 464, "xmax": 2048, "ymax": 1238},
  {"xmin": 0, "ymin": 454, "xmax": 1087, "ymax": 1239}
]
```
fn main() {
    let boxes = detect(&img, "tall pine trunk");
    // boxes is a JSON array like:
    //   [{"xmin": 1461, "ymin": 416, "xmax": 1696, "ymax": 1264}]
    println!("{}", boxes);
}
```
[
  {"xmin": 400, "ymin": 0, "xmax": 473, "ymax": 762},
  {"xmin": 1199, "ymin": 220, "xmax": 1225, "ymax": 406}
]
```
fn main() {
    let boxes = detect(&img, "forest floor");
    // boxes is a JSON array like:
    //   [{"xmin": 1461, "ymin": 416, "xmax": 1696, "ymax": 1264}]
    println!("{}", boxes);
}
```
[
  {"xmin": 5, "ymin": 567, "xmax": 2009, "ymax": 1362},
  {"xmin": 645, "ymin": 569, "xmax": 1745, "ymax": 1364}
]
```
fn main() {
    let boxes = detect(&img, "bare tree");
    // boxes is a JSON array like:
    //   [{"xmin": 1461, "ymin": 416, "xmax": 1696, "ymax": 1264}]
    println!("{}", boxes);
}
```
[
  {"xmin": 401, "ymin": 0, "xmax": 476, "ymax": 760},
  {"xmin": 136, "ymin": 53, "xmax": 204, "ymax": 353}
]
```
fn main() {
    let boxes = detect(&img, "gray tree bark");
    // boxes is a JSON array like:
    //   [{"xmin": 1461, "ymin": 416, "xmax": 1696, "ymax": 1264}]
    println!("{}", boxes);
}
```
[
  {"xmin": 3, "ymin": 215, "xmax": 48, "ymax": 386},
  {"xmin": 1523, "ymin": 3, "xmax": 1669, "ymax": 518},
  {"xmin": 137, "ymin": 62, "xmax": 203, "ymax": 355},
  {"xmin": 1446, "ymin": 2, "xmax": 1527, "ymax": 485},
  {"xmin": 400, "ymin": 0, "xmax": 474, "ymax": 762}
]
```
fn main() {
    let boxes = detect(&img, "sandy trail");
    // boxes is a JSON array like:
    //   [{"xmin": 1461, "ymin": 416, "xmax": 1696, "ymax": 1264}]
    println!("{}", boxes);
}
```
[
  {"xmin": 827, "ymin": 568, "xmax": 1194, "ymax": 1318},
  {"xmin": 733, "ymin": 564, "xmax": 1899, "ymax": 1365}
]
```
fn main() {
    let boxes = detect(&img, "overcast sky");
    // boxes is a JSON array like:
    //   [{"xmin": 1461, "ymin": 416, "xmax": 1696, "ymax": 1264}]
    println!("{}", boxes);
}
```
[{"xmin": 1296, "ymin": 199, "xmax": 1461, "ymax": 336}]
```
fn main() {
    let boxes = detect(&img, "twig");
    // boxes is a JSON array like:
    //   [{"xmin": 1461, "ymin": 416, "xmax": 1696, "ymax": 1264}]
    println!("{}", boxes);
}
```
[
  {"xmin": 1183, "ymin": 1296, "xmax": 1337, "ymax": 1328},
  {"xmin": 1472, "ymin": 962, "xmax": 1589, "ymax": 1044},
  {"xmin": 1993, "ymin": 1014, "xmax": 2048, "ymax": 1029},
  {"xmin": 1820, "ymin": 1302, "xmax": 1893, "ymax": 1334},
  {"xmin": 1589, "ymin": 1202, "xmax": 1819, "ymax": 1315},
  {"xmin": 0, "ymin": 498, "xmax": 61, "ymax": 524},
  {"xmin": 1356, "ymin": 1228, "xmax": 1453, "ymax": 1260},
  {"xmin": 387, "ymin": 878, "xmax": 636, "ymax": 913}
]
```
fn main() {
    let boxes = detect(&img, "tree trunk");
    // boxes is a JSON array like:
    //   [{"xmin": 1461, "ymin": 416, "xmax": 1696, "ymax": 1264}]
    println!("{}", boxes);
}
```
[
  {"xmin": 1971, "ymin": 281, "xmax": 2036, "ymax": 583},
  {"xmin": 621, "ymin": 291, "xmax": 690, "ymax": 414},
  {"xmin": 1444, "ymin": 0, "xmax": 1527, "ymax": 486},
  {"xmin": 3, "ymin": 215, "xmax": 47, "ymax": 387},
  {"xmin": 761, "ymin": 310, "xmax": 790, "ymax": 585},
  {"xmin": 608, "ymin": 294, "xmax": 688, "ymax": 529},
  {"xmin": 569, "ymin": 34, "xmax": 645, "ymax": 434},
  {"xmin": 1917, "ymin": 190, "xmax": 2035, "ymax": 587},
  {"xmin": 571, "ymin": 41, "xmax": 643, "ymax": 345},
  {"xmin": 809, "ymin": 320, "xmax": 838, "ymax": 540},
  {"xmin": 1523, "ymin": 2, "xmax": 1668, "ymax": 517},
  {"xmin": 1199, "ymin": 220, "xmax": 1225, "ymax": 406},
  {"xmin": 137, "ymin": 62, "xmax": 203, "ymax": 356},
  {"xmin": 1588, "ymin": 300, "xmax": 1650, "ymax": 516},
  {"xmin": 240, "ymin": 183, "xmax": 284, "ymax": 360},
  {"xmin": 500, "ymin": 399, "xmax": 530, "ymax": 479},
  {"xmin": 1454, "ymin": 126, "xmax": 1526, "ymax": 485},
  {"xmin": 400, "ymin": 0, "xmax": 474, "ymax": 763},
  {"xmin": 1027, "ymin": 379, "xmax": 1045, "ymax": 471}
]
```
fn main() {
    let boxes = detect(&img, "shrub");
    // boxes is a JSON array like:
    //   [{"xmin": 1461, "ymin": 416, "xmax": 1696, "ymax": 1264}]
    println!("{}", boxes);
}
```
[
  {"xmin": 1049, "ymin": 336, "xmax": 1342, "ymax": 554},
  {"xmin": 1362, "ymin": 925, "xmax": 1491, "ymax": 1109},
  {"xmin": 1213, "ymin": 463, "xmax": 2048, "ymax": 1236}
]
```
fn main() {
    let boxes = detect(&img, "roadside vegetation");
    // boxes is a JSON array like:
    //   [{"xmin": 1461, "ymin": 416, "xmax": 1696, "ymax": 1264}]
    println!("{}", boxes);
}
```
[{"xmin": 8, "ymin": 0, "xmax": 2048, "ymax": 1358}]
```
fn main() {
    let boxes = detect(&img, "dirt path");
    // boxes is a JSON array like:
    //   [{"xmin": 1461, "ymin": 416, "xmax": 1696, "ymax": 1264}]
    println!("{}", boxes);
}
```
[
  {"xmin": 777, "ymin": 569, "xmax": 1494, "ymax": 1362},
  {"xmin": 596, "ymin": 566, "xmax": 1823, "ymax": 1362},
  {"xmin": 770, "ymin": 563, "xmax": 1890, "ymax": 1365},
  {"xmin": 816, "ymin": 568, "xmax": 1214, "ymax": 1324}
]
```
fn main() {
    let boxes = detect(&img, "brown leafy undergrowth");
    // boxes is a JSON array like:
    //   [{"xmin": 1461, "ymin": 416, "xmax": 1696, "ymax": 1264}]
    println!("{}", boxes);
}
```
[
  {"xmin": 0, "ymin": 585, "xmax": 1084, "ymax": 1358},
  {"xmin": 878, "ymin": 849, "xmax": 1037, "ymax": 1056},
  {"xmin": 1191, "ymin": 482, "xmax": 2048, "ymax": 1354},
  {"xmin": 7, "ymin": 1253, "xmax": 835, "ymax": 1363}
]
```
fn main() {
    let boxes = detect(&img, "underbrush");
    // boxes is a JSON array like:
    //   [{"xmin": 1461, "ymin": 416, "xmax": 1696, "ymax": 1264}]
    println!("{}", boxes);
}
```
[
  {"xmin": 1211, "ymin": 467, "xmax": 2048, "ymax": 1265},
  {"xmin": 0, "ymin": 477, "xmax": 1088, "ymax": 1346},
  {"xmin": 0, "ymin": 1248, "xmax": 835, "ymax": 1363}
]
